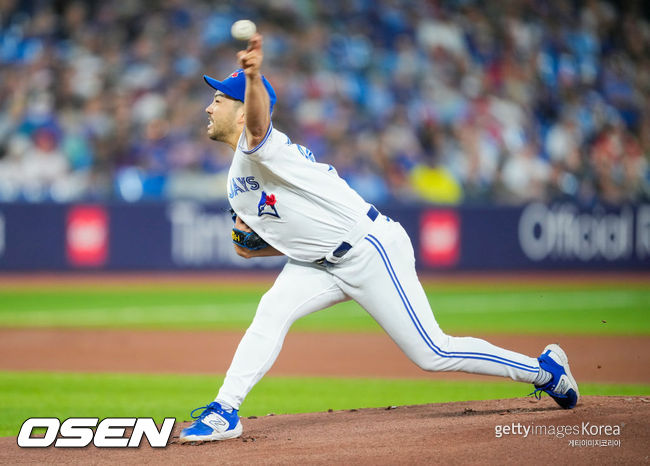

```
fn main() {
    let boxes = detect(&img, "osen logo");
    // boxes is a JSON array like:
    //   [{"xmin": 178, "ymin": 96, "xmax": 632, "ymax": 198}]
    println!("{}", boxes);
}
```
[{"xmin": 17, "ymin": 417, "xmax": 175, "ymax": 448}]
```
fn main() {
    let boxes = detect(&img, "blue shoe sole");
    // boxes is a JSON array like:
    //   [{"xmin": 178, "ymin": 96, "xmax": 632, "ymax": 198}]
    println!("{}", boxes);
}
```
[{"xmin": 179, "ymin": 420, "xmax": 243, "ymax": 443}]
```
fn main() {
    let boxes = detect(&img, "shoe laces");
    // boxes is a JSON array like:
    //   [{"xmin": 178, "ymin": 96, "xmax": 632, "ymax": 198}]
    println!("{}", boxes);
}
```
[
  {"xmin": 190, "ymin": 402, "xmax": 223, "ymax": 420},
  {"xmin": 529, "ymin": 384, "xmax": 568, "ymax": 400},
  {"xmin": 529, "ymin": 387, "xmax": 544, "ymax": 400}
]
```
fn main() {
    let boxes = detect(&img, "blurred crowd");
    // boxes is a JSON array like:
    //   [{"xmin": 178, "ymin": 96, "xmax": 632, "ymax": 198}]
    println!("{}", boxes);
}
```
[{"xmin": 0, "ymin": 0, "xmax": 648, "ymax": 206}]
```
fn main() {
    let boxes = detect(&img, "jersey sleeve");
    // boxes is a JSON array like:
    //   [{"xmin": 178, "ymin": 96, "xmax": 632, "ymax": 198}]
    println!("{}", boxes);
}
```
[{"xmin": 237, "ymin": 123, "xmax": 275, "ymax": 160}]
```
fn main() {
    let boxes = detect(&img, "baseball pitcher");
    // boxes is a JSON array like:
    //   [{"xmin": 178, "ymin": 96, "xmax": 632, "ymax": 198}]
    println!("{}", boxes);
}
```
[{"xmin": 179, "ymin": 33, "xmax": 579, "ymax": 443}]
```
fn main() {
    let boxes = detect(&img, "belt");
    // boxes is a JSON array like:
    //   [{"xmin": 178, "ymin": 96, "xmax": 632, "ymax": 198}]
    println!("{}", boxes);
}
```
[{"xmin": 315, "ymin": 206, "xmax": 379, "ymax": 266}]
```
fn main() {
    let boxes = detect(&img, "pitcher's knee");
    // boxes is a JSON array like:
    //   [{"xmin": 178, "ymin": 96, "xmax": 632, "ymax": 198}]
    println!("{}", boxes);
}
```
[
  {"xmin": 258, "ymin": 287, "xmax": 281, "ymax": 309},
  {"xmin": 255, "ymin": 289, "xmax": 287, "ymax": 320},
  {"xmin": 410, "ymin": 352, "xmax": 444, "ymax": 372},
  {"xmin": 249, "ymin": 289, "xmax": 301, "ymax": 334},
  {"xmin": 409, "ymin": 334, "xmax": 456, "ymax": 372}
]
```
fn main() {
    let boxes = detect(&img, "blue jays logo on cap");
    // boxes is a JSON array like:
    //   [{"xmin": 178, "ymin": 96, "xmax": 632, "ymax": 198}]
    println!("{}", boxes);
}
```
[
  {"xmin": 204, "ymin": 69, "xmax": 277, "ymax": 113},
  {"xmin": 258, "ymin": 191, "xmax": 279, "ymax": 218}
]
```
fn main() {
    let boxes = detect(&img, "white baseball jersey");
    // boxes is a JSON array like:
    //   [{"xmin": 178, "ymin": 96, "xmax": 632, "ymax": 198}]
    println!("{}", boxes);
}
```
[
  {"xmin": 227, "ymin": 123, "xmax": 369, "ymax": 262},
  {"xmin": 216, "ymin": 120, "xmax": 543, "ymax": 412}
]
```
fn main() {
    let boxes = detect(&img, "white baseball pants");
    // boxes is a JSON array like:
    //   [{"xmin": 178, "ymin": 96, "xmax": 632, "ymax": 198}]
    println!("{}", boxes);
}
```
[{"xmin": 217, "ymin": 217, "xmax": 540, "ymax": 409}]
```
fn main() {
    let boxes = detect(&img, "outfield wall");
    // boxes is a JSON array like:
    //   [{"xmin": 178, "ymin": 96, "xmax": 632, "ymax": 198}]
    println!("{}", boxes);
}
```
[{"xmin": 0, "ymin": 202, "xmax": 648, "ymax": 271}]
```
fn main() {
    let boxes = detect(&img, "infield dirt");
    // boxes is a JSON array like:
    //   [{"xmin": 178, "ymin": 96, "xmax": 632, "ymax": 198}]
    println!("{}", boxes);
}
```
[
  {"xmin": 1, "ymin": 396, "xmax": 647, "ymax": 464},
  {"xmin": 0, "ymin": 328, "xmax": 648, "ymax": 383}
]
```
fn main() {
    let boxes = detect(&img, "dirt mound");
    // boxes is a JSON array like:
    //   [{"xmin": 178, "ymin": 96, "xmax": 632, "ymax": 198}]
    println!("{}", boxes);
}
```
[{"xmin": 2, "ymin": 396, "xmax": 647, "ymax": 465}]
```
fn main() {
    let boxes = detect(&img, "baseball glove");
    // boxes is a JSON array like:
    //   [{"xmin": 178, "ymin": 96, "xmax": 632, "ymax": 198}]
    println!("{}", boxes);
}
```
[{"xmin": 232, "ymin": 227, "xmax": 269, "ymax": 250}]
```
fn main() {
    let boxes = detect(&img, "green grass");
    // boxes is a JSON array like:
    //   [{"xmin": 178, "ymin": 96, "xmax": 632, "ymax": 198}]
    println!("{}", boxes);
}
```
[
  {"xmin": 0, "ymin": 282, "xmax": 648, "ymax": 335},
  {"xmin": 1, "ymin": 371, "xmax": 648, "ymax": 437}
]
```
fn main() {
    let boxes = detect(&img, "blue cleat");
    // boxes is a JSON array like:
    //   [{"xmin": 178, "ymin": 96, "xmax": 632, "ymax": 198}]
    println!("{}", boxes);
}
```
[
  {"xmin": 179, "ymin": 402, "xmax": 243, "ymax": 442},
  {"xmin": 532, "ymin": 344, "xmax": 579, "ymax": 409}
]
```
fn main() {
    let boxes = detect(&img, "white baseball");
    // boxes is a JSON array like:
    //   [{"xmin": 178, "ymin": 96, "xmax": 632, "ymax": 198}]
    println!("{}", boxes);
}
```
[{"xmin": 231, "ymin": 20, "xmax": 257, "ymax": 41}]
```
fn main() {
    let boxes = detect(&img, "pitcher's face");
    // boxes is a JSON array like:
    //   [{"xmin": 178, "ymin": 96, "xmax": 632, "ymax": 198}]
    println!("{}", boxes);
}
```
[{"xmin": 205, "ymin": 92, "xmax": 242, "ymax": 142}]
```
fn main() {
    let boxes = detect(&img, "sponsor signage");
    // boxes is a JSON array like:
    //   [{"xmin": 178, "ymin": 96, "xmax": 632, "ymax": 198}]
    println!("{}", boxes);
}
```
[
  {"xmin": 66, "ymin": 206, "xmax": 109, "ymax": 267},
  {"xmin": 518, "ymin": 203, "xmax": 649, "ymax": 262},
  {"xmin": 0, "ymin": 202, "xmax": 647, "ymax": 271},
  {"xmin": 419, "ymin": 210, "xmax": 460, "ymax": 267}
]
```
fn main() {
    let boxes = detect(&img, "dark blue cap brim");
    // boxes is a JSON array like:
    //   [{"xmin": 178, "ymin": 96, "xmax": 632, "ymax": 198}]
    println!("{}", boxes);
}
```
[
  {"xmin": 203, "ymin": 75, "xmax": 243, "ymax": 101},
  {"xmin": 203, "ymin": 72, "xmax": 277, "ymax": 112}
]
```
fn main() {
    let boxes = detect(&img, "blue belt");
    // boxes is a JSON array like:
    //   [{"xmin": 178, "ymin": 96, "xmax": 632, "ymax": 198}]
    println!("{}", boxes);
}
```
[{"xmin": 315, "ymin": 206, "xmax": 379, "ymax": 266}]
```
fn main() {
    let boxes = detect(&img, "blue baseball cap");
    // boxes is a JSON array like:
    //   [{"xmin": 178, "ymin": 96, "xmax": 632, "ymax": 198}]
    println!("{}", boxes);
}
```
[{"xmin": 203, "ymin": 69, "xmax": 277, "ymax": 113}]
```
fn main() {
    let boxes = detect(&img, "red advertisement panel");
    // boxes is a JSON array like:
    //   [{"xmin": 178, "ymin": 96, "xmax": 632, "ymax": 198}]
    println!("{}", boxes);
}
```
[
  {"xmin": 420, "ymin": 210, "xmax": 460, "ymax": 267},
  {"xmin": 66, "ymin": 206, "xmax": 108, "ymax": 267}
]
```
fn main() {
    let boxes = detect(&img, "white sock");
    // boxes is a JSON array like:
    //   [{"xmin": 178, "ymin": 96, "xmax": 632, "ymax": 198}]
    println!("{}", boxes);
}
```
[
  {"xmin": 534, "ymin": 368, "xmax": 552, "ymax": 386},
  {"xmin": 215, "ymin": 399, "xmax": 234, "ymax": 412}
]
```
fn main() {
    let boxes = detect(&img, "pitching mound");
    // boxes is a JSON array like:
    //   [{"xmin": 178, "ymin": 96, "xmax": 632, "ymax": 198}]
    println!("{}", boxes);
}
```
[{"xmin": 2, "ymin": 396, "xmax": 647, "ymax": 464}]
